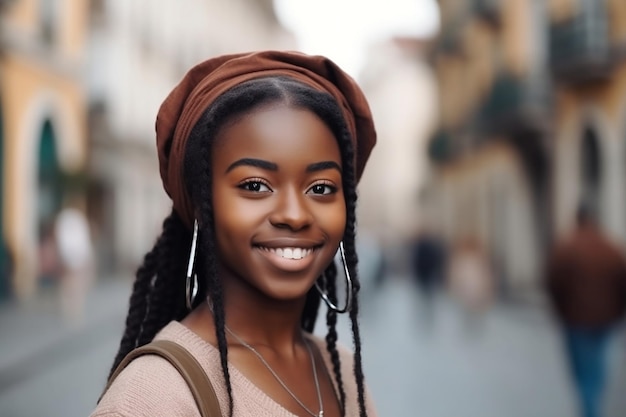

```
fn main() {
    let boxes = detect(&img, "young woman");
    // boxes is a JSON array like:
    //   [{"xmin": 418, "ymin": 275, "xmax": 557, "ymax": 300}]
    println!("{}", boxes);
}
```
[{"xmin": 92, "ymin": 51, "xmax": 377, "ymax": 417}]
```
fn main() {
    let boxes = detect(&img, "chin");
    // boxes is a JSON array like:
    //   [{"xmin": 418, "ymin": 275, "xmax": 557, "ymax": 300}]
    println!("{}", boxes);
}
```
[{"xmin": 261, "ymin": 280, "xmax": 315, "ymax": 303}]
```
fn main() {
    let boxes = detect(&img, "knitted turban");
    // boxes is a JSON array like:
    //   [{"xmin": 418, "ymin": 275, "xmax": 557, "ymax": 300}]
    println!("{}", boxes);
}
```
[{"xmin": 155, "ymin": 50, "xmax": 377, "ymax": 229}]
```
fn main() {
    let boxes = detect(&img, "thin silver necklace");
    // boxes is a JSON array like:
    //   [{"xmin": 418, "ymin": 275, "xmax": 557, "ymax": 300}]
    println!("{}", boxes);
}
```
[{"xmin": 224, "ymin": 325, "xmax": 324, "ymax": 417}]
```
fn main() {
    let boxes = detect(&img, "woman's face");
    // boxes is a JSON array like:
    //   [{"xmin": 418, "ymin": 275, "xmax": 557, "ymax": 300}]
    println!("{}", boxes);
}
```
[{"xmin": 211, "ymin": 104, "xmax": 346, "ymax": 304}]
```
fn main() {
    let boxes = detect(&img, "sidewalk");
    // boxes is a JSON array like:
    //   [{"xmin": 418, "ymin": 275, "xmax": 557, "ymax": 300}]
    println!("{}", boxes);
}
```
[{"xmin": 0, "ymin": 275, "xmax": 132, "ymax": 391}]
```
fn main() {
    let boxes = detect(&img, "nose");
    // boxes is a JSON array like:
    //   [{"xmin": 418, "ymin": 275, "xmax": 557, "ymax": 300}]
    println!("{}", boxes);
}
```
[{"xmin": 269, "ymin": 188, "xmax": 313, "ymax": 231}]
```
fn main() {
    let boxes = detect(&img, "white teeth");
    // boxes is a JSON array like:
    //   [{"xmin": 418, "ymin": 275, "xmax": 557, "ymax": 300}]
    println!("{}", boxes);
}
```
[{"xmin": 265, "ymin": 247, "xmax": 312, "ymax": 260}]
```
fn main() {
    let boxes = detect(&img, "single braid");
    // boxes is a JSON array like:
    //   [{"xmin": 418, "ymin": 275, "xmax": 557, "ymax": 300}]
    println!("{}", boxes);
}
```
[
  {"xmin": 324, "ymin": 261, "xmax": 347, "ymax": 415},
  {"xmin": 168, "ymin": 217, "xmax": 193, "ymax": 322},
  {"xmin": 339, "ymin": 126, "xmax": 369, "ymax": 417},
  {"xmin": 350, "ymin": 301, "xmax": 367, "ymax": 417},
  {"xmin": 345, "ymin": 233, "xmax": 367, "ymax": 417}
]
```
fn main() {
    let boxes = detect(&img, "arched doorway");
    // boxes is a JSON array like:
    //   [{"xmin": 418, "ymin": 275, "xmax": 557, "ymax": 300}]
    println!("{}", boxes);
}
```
[
  {"xmin": 581, "ymin": 126, "xmax": 602, "ymax": 213},
  {"xmin": 37, "ymin": 119, "xmax": 62, "ymax": 286}
]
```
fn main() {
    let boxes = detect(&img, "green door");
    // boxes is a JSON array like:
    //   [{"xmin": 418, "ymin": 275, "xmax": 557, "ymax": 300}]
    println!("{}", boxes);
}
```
[
  {"xmin": 37, "ymin": 119, "xmax": 62, "ymax": 286},
  {"xmin": 38, "ymin": 120, "xmax": 62, "ymax": 223}
]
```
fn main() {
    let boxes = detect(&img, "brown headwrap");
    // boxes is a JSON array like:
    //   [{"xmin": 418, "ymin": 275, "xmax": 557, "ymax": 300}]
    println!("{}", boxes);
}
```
[{"xmin": 156, "ymin": 50, "xmax": 377, "ymax": 229}]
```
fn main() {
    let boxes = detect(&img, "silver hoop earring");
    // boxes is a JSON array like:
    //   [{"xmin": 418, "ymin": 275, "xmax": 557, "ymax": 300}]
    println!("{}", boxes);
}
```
[
  {"xmin": 315, "ymin": 241, "xmax": 353, "ymax": 314},
  {"xmin": 185, "ymin": 219, "xmax": 199, "ymax": 310}
]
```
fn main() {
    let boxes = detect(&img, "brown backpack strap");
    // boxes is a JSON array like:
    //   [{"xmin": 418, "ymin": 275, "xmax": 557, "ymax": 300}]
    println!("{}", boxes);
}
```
[{"xmin": 100, "ymin": 340, "xmax": 222, "ymax": 417}]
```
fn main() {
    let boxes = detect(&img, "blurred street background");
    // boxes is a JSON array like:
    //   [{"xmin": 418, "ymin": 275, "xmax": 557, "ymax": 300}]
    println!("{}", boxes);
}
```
[{"xmin": 2, "ymin": 0, "xmax": 626, "ymax": 416}]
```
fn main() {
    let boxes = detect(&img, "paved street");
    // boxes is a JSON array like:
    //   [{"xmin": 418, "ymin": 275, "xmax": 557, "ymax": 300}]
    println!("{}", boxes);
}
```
[
  {"xmin": 0, "ymin": 277, "xmax": 129, "ymax": 417},
  {"xmin": 351, "ymin": 280, "xmax": 625, "ymax": 417},
  {"xmin": 1, "ymin": 275, "xmax": 625, "ymax": 417}
]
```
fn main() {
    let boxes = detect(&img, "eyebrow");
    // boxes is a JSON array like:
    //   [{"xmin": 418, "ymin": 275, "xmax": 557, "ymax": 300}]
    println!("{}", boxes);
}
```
[
  {"xmin": 226, "ymin": 158, "xmax": 278, "ymax": 173},
  {"xmin": 306, "ymin": 161, "xmax": 342, "ymax": 174},
  {"xmin": 225, "ymin": 158, "xmax": 342, "ymax": 174}
]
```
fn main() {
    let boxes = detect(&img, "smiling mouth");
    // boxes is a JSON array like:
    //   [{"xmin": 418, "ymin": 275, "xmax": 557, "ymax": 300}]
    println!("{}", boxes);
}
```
[{"xmin": 258, "ymin": 246, "xmax": 315, "ymax": 260}]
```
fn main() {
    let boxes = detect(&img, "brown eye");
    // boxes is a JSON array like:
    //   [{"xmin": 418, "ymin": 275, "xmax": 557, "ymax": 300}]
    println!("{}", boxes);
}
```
[
  {"xmin": 239, "ymin": 181, "xmax": 271, "ymax": 192},
  {"xmin": 308, "ymin": 184, "xmax": 336, "ymax": 195}
]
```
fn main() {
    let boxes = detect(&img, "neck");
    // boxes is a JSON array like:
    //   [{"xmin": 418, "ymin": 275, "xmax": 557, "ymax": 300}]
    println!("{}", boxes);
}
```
[{"xmin": 201, "ymin": 284, "xmax": 308, "ymax": 350}]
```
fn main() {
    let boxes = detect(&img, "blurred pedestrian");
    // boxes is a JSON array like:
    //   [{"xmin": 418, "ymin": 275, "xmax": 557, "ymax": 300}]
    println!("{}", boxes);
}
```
[
  {"xmin": 411, "ymin": 227, "xmax": 446, "ymax": 325},
  {"xmin": 412, "ymin": 228, "xmax": 446, "ymax": 292},
  {"xmin": 37, "ymin": 219, "xmax": 60, "ymax": 286},
  {"xmin": 55, "ymin": 203, "xmax": 94, "ymax": 325},
  {"xmin": 446, "ymin": 236, "xmax": 494, "ymax": 332},
  {"xmin": 93, "ymin": 51, "xmax": 379, "ymax": 417},
  {"xmin": 545, "ymin": 204, "xmax": 626, "ymax": 417}
]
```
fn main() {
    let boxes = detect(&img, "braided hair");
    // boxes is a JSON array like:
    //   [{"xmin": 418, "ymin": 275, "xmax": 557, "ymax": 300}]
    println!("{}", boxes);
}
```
[{"xmin": 109, "ymin": 76, "xmax": 368, "ymax": 417}]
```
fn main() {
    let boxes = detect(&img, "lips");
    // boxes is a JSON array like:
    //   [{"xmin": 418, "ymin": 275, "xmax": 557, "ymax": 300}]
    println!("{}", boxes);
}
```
[
  {"xmin": 253, "ymin": 239, "xmax": 322, "ymax": 272},
  {"xmin": 255, "ymin": 246, "xmax": 318, "ymax": 272},
  {"xmin": 259, "ymin": 246, "xmax": 314, "ymax": 260}
]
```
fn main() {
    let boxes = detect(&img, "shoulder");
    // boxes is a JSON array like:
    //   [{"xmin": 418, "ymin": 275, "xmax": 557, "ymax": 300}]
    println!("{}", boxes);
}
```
[
  {"xmin": 92, "ymin": 351, "xmax": 199, "ymax": 417},
  {"xmin": 93, "ymin": 322, "xmax": 220, "ymax": 417}
]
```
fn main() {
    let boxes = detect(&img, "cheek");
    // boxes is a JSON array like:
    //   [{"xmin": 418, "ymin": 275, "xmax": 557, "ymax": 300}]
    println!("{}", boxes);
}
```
[
  {"xmin": 321, "ymin": 199, "xmax": 347, "ymax": 241},
  {"xmin": 215, "ymin": 196, "xmax": 257, "ymax": 224},
  {"xmin": 211, "ymin": 187, "xmax": 250, "ymax": 247}
]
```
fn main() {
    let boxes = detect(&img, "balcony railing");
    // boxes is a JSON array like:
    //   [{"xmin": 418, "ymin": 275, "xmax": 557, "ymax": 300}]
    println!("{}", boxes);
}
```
[
  {"xmin": 473, "ymin": 0, "xmax": 500, "ymax": 25},
  {"xmin": 549, "ymin": 6, "xmax": 612, "ymax": 82},
  {"xmin": 476, "ymin": 74, "xmax": 551, "ymax": 135},
  {"xmin": 428, "ymin": 130, "xmax": 457, "ymax": 163}
]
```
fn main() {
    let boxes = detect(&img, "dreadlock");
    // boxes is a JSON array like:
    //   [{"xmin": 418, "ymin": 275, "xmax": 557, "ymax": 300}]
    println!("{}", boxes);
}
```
[{"xmin": 109, "ymin": 76, "xmax": 368, "ymax": 417}]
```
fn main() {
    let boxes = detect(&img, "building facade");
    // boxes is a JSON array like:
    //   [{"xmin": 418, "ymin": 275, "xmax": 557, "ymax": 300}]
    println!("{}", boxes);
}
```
[
  {"xmin": 0, "ymin": 0, "xmax": 89, "ymax": 299},
  {"xmin": 358, "ymin": 38, "xmax": 438, "ymax": 247},
  {"xmin": 549, "ymin": 0, "xmax": 626, "ymax": 241},
  {"xmin": 427, "ymin": 0, "xmax": 626, "ymax": 300}
]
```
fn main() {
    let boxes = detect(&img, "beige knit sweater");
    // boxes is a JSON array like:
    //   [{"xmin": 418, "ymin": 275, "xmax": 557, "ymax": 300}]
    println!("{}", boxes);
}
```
[{"xmin": 92, "ymin": 321, "xmax": 377, "ymax": 417}]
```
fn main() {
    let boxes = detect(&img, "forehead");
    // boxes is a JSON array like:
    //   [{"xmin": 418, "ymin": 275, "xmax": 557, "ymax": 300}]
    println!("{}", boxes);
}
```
[{"xmin": 212, "ymin": 105, "xmax": 342, "ymax": 167}]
